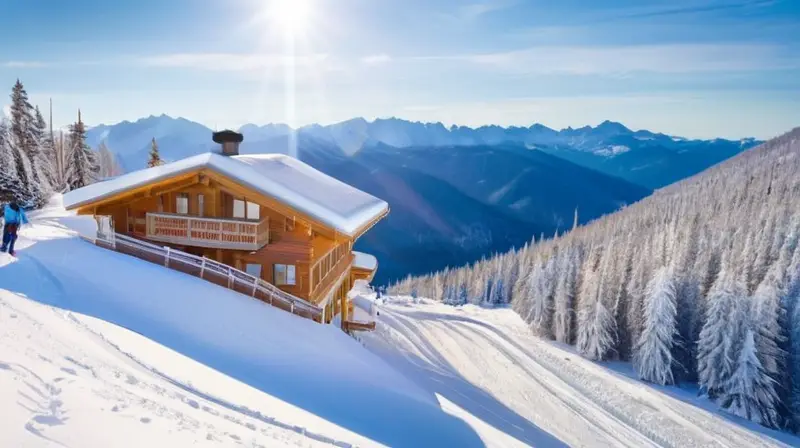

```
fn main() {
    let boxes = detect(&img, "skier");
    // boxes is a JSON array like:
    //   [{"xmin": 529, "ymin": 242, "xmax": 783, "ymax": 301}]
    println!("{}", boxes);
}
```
[{"xmin": 1, "ymin": 201, "xmax": 28, "ymax": 256}]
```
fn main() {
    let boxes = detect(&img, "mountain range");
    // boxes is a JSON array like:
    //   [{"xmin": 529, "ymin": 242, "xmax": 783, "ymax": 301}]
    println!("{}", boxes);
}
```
[{"xmin": 86, "ymin": 115, "xmax": 756, "ymax": 283}]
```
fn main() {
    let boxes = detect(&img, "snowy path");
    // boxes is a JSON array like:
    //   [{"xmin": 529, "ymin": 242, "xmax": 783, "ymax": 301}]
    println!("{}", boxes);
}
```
[{"xmin": 362, "ymin": 298, "xmax": 797, "ymax": 447}]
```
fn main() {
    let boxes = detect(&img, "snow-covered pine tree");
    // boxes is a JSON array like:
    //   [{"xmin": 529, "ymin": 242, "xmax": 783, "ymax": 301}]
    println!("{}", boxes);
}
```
[
  {"xmin": 633, "ymin": 267, "xmax": 679, "ymax": 385},
  {"xmin": 576, "ymin": 239, "xmax": 616, "ymax": 360},
  {"xmin": 0, "ymin": 120, "xmax": 20, "ymax": 203},
  {"xmin": 458, "ymin": 281, "xmax": 468, "ymax": 305},
  {"xmin": 786, "ymin": 243, "xmax": 800, "ymax": 430},
  {"xmin": 720, "ymin": 328, "xmax": 781, "ymax": 428},
  {"xmin": 553, "ymin": 244, "xmax": 579, "ymax": 344},
  {"xmin": 697, "ymin": 268, "xmax": 746, "ymax": 399},
  {"xmin": 67, "ymin": 110, "xmax": 99, "ymax": 190},
  {"xmin": 147, "ymin": 137, "xmax": 163, "ymax": 168},
  {"xmin": 525, "ymin": 258, "xmax": 555, "ymax": 337},
  {"xmin": 752, "ymin": 269, "xmax": 787, "ymax": 388},
  {"xmin": 8, "ymin": 79, "xmax": 47, "ymax": 207}
]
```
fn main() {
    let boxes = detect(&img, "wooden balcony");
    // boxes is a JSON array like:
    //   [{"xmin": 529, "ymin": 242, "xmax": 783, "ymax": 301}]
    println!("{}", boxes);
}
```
[{"xmin": 145, "ymin": 212, "xmax": 269, "ymax": 251}]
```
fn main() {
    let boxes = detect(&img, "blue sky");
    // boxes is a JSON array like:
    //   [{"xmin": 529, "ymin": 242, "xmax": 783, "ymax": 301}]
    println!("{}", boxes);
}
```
[{"xmin": 1, "ymin": 0, "xmax": 798, "ymax": 139}]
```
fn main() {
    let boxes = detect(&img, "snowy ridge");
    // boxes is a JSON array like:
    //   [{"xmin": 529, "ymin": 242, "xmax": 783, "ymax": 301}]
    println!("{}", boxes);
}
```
[{"xmin": 62, "ymin": 152, "xmax": 389, "ymax": 236}]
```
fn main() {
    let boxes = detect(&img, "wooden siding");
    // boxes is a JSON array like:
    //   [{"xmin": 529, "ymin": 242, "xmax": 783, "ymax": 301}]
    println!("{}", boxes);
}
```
[{"xmin": 76, "ymin": 168, "xmax": 382, "ymax": 307}]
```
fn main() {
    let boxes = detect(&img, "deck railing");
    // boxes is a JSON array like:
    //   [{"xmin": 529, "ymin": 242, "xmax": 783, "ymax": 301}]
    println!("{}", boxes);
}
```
[
  {"xmin": 146, "ymin": 212, "xmax": 269, "ymax": 251},
  {"xmin": 92, "ymin": 231, "xmax": 323, "ymax": 323}
]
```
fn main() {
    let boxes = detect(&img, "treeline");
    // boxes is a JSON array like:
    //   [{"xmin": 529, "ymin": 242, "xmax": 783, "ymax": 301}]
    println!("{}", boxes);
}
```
[
  {"xmin": 390, "ymin": 128, "xmax": 800, "ymax": 431},
  {"xmin": 0, "ymin": 80, "xmax": 127, "ymax": 208}
]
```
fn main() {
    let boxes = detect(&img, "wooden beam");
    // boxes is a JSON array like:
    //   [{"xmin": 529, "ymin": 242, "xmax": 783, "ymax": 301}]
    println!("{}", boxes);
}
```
[{"xmin": 71, "ymin": 171, "xmax": 202, "ymax": 212}]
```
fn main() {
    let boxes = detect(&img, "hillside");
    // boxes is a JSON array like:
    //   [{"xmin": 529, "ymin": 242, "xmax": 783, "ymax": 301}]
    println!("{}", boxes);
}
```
[
  {"xmin": 391, "ymin": 127, "xmax": 800, "ymax": 431},
  {"xmin": 1, "ymin": 201, "xmax": 795, "ymax": 447},
  {"xmin": 0, "ymin": 200, "xmax": 481, "ymax": 447}
]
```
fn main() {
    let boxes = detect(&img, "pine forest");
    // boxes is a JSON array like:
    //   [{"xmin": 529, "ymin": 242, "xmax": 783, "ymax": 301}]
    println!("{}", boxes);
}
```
[{"xmin": 390, "ymin": 128, "xmax": 800, "ymax": 431}]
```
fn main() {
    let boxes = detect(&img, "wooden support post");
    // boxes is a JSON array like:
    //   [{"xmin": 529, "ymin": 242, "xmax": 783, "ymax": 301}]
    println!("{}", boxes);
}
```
[
  {"xmin": 164, "ymin": 246, "xmax": 170, "ymax": 267},
  {"xmin": 200, "ymin": 257, "xmax": 206, "ymax": 279}
]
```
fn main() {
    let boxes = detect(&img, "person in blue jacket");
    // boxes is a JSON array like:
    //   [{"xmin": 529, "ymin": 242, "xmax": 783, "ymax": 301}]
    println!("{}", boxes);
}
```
[{"xmin": 1, "ymin": 201, "xmax": 28, "ymax": 256}]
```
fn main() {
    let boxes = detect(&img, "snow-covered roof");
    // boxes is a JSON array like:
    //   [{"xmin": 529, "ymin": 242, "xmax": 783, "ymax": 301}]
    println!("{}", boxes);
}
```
[
  {"xmin": 353, "ymin": 251, "xmax": 378, "ymax": 271},
  {"xmin": 63, "ymin": 153, "xmax": 389, "ymax": 236}
]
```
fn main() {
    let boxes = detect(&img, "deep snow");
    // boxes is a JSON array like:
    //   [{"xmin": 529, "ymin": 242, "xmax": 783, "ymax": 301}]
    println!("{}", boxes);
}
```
[
  {"xmin": 360, "ymin": 295, "xmax": 800, "ymax": 447},
  {"xmin": 3, "ymin": 197, "xmax": 799, "ymax": 447},
  {"xmin": 0, "ymin": 198, "xmax": 478, "ymax": 447}
]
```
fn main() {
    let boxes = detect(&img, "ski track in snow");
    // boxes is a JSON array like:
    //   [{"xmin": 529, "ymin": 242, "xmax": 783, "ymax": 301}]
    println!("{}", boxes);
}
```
[
  {"xmin": 363, "ymin": 300, "xmax": 794, "ymax": 448},
  {"xmin": 3, "ymin": 199, "xmax": 799, "ymax": 447}
]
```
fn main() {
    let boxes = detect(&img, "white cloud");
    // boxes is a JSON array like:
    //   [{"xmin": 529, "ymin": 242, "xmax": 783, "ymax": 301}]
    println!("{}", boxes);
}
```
[
  {"xmin": 361, "ymin": 54, "xmax": 392, "ymax": 66},
  {"xmin": 2, "ymin": 61, "xmax": 49, "ymax": 68},
  {"xmin": 454, "ymin": 1, "xmax": 514, "ymax": 22},
  {"xmin": 421, "ymin": 43, "xmax": 798, "ymax": 75},
  {"xmin": 139, "ymin": 53, "xmax": 336, "ymax": 73}
]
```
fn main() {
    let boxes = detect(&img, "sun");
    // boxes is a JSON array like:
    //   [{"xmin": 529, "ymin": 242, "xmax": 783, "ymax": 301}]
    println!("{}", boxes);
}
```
[{"xmin": 269, "ymin": 0, "xmax": 311, "ymax": 36}]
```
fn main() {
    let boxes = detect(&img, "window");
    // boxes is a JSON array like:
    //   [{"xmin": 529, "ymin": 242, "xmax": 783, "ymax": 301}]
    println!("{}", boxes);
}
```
[
  {"xmin": 233, "ymin": 198, "xmax": 260, "ymax": 220},
  {"xmin": 233, "ymin": 199, "xmax": 246, "ymax": 218},
  {"xmin": 245, "ymin": 263, "xmax": 262, "ymax": 279},
  {"xmin": 274, "ymin": 264, "xmax": 296, "ymax": 286},
  {"xmin": 176, "ymin": 193, "xmax": 189, "ymax": 214},
  {"xmin": 197, "ymin": 194, "xmax": 205, "ymax": 217},
  {"xmin": 247, "ymin": 202, "xmax": 260, "ymax": 220},
  {"xmin": 157, "ymin": 195, "xmax": 164, "ymax": 213}
]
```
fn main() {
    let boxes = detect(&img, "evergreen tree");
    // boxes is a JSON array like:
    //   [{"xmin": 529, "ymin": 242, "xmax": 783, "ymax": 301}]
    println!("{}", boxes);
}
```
[
  {"xmin": 525, "ymin": 259, "xmax": 555, "ymax": 337},
  {"xmin": 697, "ymin": 270, "xmax": 746, "ymax": 399},
  {"xmin": 633, "ymin": 267, "xmax": 679, "ymax": 385},
  {"xmin": 8, "ymin": 79, "xmax": 47, "ymax": 206},
  {"xmin": 67, "ymin": 110, "xmax": 99, "ymax": 190},
  {"xmin": 720, "ymin": 329, "xmax": 781, "ymax": 428},
  {"xmin": 0, "ymin": 120, "xmax": 20, "ymax": 203},
  {"xmin": 553, "ymin": 246, "xmax": 579, "ymax": 344},
  {"xmin": 147, "ymin": 137, "xmax": 163, "ymax": 168}
]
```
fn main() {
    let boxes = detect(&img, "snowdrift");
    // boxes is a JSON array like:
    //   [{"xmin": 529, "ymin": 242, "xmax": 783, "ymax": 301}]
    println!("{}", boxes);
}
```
[{"xmin": 0, "ymin": 198, "xmax": 481, "ymax": 447}]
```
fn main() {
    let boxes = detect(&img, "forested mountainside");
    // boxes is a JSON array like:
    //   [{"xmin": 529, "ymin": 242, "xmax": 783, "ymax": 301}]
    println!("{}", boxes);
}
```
[{"xmin": 390, "ymin": 127, "xmax": 800, "ymax": 431}]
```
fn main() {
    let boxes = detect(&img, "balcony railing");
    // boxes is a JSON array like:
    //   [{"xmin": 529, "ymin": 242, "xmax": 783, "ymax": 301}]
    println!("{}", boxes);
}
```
[{"xmin": 146, "ymin": 212, "xmax": 269, "ymax": 251}]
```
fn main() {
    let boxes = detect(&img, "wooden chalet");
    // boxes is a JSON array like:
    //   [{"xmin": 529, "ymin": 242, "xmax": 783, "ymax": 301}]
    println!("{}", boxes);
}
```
[{"xmin": 63, "ymin": 130, "xmax": 388, "ymax": 327}]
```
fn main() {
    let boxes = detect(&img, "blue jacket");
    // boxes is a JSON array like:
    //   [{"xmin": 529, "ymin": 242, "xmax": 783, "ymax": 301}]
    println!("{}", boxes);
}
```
[{"xmin": 3, "ymin": 204, "xmax": 28, "ymax": 226}]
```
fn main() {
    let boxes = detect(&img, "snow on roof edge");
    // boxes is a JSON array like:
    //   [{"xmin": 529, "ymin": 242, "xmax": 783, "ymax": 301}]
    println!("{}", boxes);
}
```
[
  {"xmin": 353, "ymin": 251, "xmax": 378, "ymax": 270},
  {"xmin": 63, "ymin": 153, "xmax": 388, "ymax": 237}
]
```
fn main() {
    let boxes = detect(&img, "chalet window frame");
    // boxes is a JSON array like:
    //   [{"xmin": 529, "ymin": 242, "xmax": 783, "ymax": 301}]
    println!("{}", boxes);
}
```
[
  {"xmin": 274, "ymin": 264, "xmax": 297, "ymax": 286},
  {"xmin": 245, "ymin": 263, "xmax": 262, "ymax": 279},
  {"xmin": 197, "ymin": 194, "xmax": 205, "ymax": 217},
  {"xmin": 233, "ymin": 198, "xmax": 260, "ymax": 221},
  {"xmin": 176, "ymin": 193, "xmax": 189, "ymax": 215}
]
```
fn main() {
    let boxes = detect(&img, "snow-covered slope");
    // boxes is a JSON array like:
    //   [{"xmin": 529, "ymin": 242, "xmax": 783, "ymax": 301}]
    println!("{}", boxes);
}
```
[
  {"xmin": 0, "ymin": 198, "xmax": 480, "ymax": 447},
  {"xmin": 5, "ymin": 198, "xmax": 795, "ymax": 447},
  {"xmin": 361, "ymin": 295, "xmax": 800, "ymax": 447}
]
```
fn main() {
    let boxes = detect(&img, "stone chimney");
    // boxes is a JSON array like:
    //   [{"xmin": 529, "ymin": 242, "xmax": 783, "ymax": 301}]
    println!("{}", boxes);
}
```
[{"xmin": 212, "ymin": 130, "xmax": 244, "ymax": 156}]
